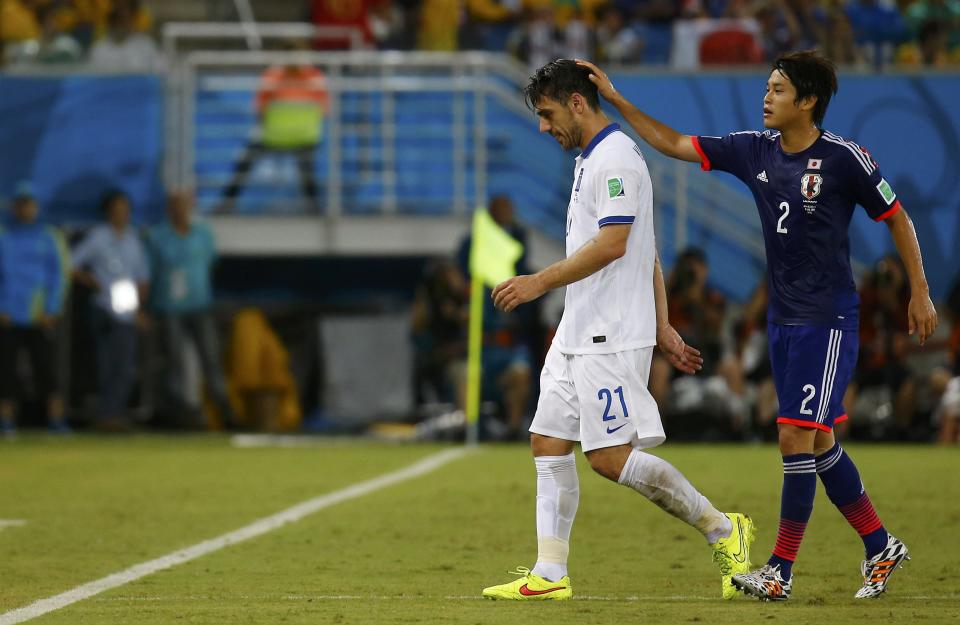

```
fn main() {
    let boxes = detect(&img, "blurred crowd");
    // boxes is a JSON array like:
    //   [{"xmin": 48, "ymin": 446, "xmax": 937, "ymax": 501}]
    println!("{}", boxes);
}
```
[
  {"xmin": 3, "ymin": 0, "xmax": 959, "ymax": 69},
  {"xmin": 410, "ymin": 200, "xmax": 960, "ymax": 443},
  {"xmin": 0, "ymin": 0, "xmax": 159, "ymax": 68},
  {"xmin": 311, "ymin": 0, "xmax": 960, "ymax": 68}
]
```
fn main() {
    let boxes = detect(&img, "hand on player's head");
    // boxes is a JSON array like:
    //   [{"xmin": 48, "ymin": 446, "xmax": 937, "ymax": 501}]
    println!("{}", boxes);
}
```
[{"xmin": 575, "ymin": 59, "xmax": 616, "ymax": 101}]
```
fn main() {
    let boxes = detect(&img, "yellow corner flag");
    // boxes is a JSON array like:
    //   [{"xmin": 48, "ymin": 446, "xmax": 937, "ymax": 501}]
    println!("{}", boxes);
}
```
[
  {"xmin": 465, "ymin": 209, "xmax": 524, "ymax": 445},
  {"xmin": 469, "ymin": 209, "xmax": 524, "ymax": 287}
]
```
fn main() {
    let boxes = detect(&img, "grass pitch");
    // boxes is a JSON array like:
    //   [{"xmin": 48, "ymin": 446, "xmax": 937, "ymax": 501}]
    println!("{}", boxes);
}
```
[{"xmin": 1, "ymin": 436, "xmax": 958, "ymax": 624}]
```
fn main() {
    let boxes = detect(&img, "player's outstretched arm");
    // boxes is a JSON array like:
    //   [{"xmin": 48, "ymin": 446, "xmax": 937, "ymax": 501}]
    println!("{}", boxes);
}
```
[
  {"xmin": 653, "ymin": 250, "xmax": 703, "ymax": 375},
  {"xmin": 576, "ymin": 60, "xmax": 701, "ymax": 164},
  {"xmin": 492, "ymin": 224, "xmax": 630, "ymax": 312},
  {"xmin": 884, "ymin": 207, "xmax": 938, "ymax": 344}
]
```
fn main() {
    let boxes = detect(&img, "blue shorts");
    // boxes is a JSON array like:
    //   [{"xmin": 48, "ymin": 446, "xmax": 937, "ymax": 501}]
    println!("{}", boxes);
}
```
[{"xmin": 769, "ymin": 323, "xmax": 857, "ymax": 432}]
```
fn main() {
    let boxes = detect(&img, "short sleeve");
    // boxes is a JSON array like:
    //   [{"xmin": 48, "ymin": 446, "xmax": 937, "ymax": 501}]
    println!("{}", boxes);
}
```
[
  {"xmin": 692, "ymin": 132, "xmax": 758, "ymax": 180},
  {"xmin": 847, "ymin": 146, "xmax": 901, "ymax": 222},
  {"xmin": 595, "ymin": 165, "xmax": 647, "ymax": 229}
]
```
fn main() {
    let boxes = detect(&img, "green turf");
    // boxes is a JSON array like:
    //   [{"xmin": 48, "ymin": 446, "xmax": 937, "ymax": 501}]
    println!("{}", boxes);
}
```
[{"xmin": 1, "ymin": 436, "xmax": 958, "ymax": 624}]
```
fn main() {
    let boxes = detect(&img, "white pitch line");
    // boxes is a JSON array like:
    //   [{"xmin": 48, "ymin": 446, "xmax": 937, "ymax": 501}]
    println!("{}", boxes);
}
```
[
  {"xmin": 0, "ymin": 447, "xmax": 471, "ymax": 625},
  {"xmin": 0, "ymin": 520, "xmax": 26, "ymax": 531}
]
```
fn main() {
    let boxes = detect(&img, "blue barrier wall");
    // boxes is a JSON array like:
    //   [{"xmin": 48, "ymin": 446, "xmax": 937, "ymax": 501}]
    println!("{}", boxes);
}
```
[
  {"xmin": 0, "ymin": 75, "xmax": 164, "ymax": 225},
  {"xmin": 610, "ymin": 73, "xmax": 960, "ymax": 299}
]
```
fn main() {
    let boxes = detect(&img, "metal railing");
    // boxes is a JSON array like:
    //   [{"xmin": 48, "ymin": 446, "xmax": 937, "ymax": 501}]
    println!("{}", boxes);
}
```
[
  {"xmin": 167, "ymin": 49, "xmax": 536, "ymax": 217},
  {"xmin": 163, "ymin": 33, "xmax": 786, "ymax": 288}
]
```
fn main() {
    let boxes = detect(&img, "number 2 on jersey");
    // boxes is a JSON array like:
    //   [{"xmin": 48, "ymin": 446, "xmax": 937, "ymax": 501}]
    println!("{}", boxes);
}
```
[
  {"xmin": 598, "ymin": 386, "xmax": 629, "ymax": 421},
  {"xmin": 777, "ymin": 201, "xmax": 789, "ymax": 234}
]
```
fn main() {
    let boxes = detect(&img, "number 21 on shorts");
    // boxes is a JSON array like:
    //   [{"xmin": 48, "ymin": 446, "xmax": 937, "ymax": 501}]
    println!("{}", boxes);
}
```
[{"xmin": 598, "ymin": 386, "xmax": 629, "ymax": 421}]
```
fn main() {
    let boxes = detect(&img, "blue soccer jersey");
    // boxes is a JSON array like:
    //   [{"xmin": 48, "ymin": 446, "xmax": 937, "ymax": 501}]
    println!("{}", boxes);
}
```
[{"xmin": 692, "ymin": 130, "xmax": 901, "ymax": 331}]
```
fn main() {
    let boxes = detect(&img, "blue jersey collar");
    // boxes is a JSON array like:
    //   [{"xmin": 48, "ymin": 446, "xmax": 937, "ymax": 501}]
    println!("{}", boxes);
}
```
[{"xmin": 580, "ymin": 123, "xmax": 620, "ymax": 159}]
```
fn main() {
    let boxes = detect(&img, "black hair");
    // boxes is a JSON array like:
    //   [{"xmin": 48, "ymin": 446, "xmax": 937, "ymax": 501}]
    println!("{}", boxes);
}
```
[
  {"xmin": 772, "ymin": 51, "xmax": 838, "ymax": 127},
  {"xmin": 100, "ymin": 189, "xmax": 129, "ymax": 215},
  {"xmin": 524, "ymin": 59, "xmax": 600, "ymax": 112}
]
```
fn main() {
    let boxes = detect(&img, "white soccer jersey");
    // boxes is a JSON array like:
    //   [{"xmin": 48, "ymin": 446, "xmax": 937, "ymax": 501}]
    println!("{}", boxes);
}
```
[{"xmin": 553, "ymin": 123, "xmax": 657, "ymax": 355}]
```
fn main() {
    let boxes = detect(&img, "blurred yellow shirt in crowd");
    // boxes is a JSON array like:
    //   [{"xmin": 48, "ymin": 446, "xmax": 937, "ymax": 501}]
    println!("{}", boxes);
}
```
[
  {"xmin": 418, "ymin": 0, "xmax": 460, "ymax": 51},
  {"xmin": 53, "ymin": 0, "xmax": 152, "ymax": 40},
  {"xmin": 1, "ymin": 0, "xmax": 40, "ymax": 42}
]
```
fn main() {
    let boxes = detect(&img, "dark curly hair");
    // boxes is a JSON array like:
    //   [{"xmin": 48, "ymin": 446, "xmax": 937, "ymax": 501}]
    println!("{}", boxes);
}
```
[{"xmin": 524, "ymin": 59, "xmax": 600, "ymax": 112}]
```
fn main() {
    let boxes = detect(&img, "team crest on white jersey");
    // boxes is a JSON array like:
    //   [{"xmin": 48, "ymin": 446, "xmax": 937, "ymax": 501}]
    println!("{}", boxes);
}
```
[{"xmin": 801, "ymin": 173, "xmax": 822, "ymax": 200}]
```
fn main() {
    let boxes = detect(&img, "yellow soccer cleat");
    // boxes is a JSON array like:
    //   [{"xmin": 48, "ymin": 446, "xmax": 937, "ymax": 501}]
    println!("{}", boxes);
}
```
[
  {"xmin": 482, "ymin": 567, "xmax": 572, "ymax": 601},
  {"xmin": 711, "ymin": 512, "xmax": 755, "ymax": 600}
]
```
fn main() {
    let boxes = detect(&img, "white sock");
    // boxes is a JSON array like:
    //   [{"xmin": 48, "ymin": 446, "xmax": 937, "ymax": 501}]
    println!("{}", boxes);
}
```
[
  {"xmin": 531, "ymin": 453, "xmax": 579, "ymax": 582},
  {"xmin": 617, "ymin": 449, "xmax": 730, "ymax": 543}
]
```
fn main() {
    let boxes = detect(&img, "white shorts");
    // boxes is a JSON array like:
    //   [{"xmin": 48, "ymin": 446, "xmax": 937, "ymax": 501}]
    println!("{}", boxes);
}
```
[{"xmin": 529, "ymin": 344, "xmax": 666, "ymax": 452}]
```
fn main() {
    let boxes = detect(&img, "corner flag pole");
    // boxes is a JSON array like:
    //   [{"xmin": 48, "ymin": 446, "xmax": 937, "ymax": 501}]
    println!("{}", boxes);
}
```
[
  {"xmin": 466, "ymin": 208, "xmax": 524, "ymax": 447},
  {"xmin": 465, "ymin": 275, "xmax": 484, "ymax": 447}
]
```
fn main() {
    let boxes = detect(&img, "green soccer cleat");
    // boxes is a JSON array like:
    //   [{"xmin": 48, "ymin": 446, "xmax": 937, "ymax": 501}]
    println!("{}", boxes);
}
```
[
  {"xmin": 711, "ymin": 512, "xmax": 755, "ymax": 600},
  {"xmin": 482, "ymin": 567, "xmax": 572, "ymax": 601}
]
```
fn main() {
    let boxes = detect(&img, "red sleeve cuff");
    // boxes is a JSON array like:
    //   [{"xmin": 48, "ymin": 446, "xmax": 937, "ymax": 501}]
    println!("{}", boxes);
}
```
[
  {"xmin": 873, "ymin": 200, "xmax": 901, "ymax": 222},
  {"xmin": 690, "ymin": 136, "xmax": 711, "ymax": 171}
]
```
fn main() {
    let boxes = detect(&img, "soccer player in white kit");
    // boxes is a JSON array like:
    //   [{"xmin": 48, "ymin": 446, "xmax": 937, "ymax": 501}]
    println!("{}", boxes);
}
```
[{"xmin": 481, "ymin": 60, "xmax": 754, "ymax": 602}]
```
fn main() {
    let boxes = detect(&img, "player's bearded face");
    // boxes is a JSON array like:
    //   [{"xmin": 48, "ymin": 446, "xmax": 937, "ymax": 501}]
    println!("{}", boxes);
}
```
[{"xmin": 536, "ymin": 97, "xmax": 581, "ymax": 150}]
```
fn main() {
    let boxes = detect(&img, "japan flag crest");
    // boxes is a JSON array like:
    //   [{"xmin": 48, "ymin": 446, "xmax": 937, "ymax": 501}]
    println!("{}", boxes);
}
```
[{"xmin": 801, "ymin": 173, "xmax": 822, "ymax": 200}]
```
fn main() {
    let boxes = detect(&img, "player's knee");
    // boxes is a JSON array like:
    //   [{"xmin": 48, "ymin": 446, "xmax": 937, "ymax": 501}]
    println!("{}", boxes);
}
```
[
  {"xmin": 777, "ymin": 423, "xmax": 817, "ymax": 455},
  {"xmin": 585, "ymin": 446, "xmax": 630, "ymax": 482}
]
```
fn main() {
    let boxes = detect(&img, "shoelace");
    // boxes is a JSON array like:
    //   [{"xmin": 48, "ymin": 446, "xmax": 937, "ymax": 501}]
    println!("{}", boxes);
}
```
[{"xmin": 507, "ymin": 566, "xmax": 532, "ymax": 578}]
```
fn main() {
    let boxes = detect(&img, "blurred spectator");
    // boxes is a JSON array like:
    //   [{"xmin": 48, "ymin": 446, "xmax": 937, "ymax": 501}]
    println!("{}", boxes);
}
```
[
  {"xmin": 845, "ymin": 0, "xmax": 907, "ymax": 68},
  {"xmin": 822, "ymin": 0, "xmax": 864, "ymax": 64},
  {"xmin": 34, "ymin": 4, "xmax": 82, "ymax": 64},
  {"xmin": 54, "ymin": 0, "xmax": 153, "ymax": 50},
  {"xmin": 311, "ymin": 0, "xmax": 381, "ymax": 49},
  {"xmin": 0, "ymin": 183, "xmax": 69, "ymax": 436},
  {"xmin": 456, "ymin": 196, "xmax": 536, "ymax": 439},
  {"xmin": 369, "ymin": 0, "xmax": 409, "ymax": 49},
  {"xmin": 848, "ymin": 255, "xmax": 918, "ymax": 437},
  {"xmin": 753, "ymin": 0, "xmax": 827, "ymax": 60},
  {"xmin": 411, "ymin": 259, "xmax": 468, "ymax": 407},
  {"xmin": 1, "ymin": 0, "xmax": 41, "ymax": 64},
  {"xmin": 905, "ymin": 0, "xmax": 960, "ymax": 55},
  {"xmin": 220, "ymin": 58, "xmax": 329, "ymax": 213},
  {"xmin": 931, "ymin": 273, "xmax": 960, "ymax": 444},
  {"xmin": 735, "ymin": 278, "xmax": 778, "ymax": 435},
  {"xmin": 650, "ymin": 248, "xmax": 747, "ymax": 437},
  {"xmin": 596, "ymin": 4, "xmax": 643, "ymax": 63},
  {"xmin": 0, "ymin": 0, "xmax": 40, "ymax": 44},
  {"xmin": 146, "ymin": 192, "xmax": 234, "ymax": 430},
  {"xmin": 509, "ymin": 5, "xmax": 594, "ymax": 69},
  {"xmin": 417, "ymin": 0, "xmax": 461, "ymax": 51},
  {"xmin": 898, "ymin": 0, "xmax": 960, "ymax": 66},
  {"xmin": 71, "ymin": 190, "xmax": 150, "ymax": 430},
  {"xmin": 88, "ymin": 4, "xmax": 159, "ymax": 71},
  {"xmin": 461, "ymin": 0, "xmax": 522, "ymax": 51},
  {"xmin": 226, "ymin": 308, "xmax": 301, "ymax": 431}
]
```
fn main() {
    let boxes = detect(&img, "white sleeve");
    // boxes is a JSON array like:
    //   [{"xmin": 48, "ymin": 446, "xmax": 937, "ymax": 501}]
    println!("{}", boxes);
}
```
[{"xmin": 594, "ymin": 160, "xmax": 647, "ymax": 228}]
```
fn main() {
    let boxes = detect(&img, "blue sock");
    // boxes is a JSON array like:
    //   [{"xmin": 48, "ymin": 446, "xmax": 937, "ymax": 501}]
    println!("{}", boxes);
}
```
[
  {"xmin": 767, "ymin": 453, "xmax": 817, "ymax": 580},
  {"xmin": 816, "ymin": 443, "xmax": 888, "ymax": 558}
]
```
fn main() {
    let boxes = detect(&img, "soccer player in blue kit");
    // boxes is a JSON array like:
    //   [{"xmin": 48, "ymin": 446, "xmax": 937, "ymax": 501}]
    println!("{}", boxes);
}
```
[{"xmin": 577, "ymin": 52, "xmax": 938, "ymax": 601}]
